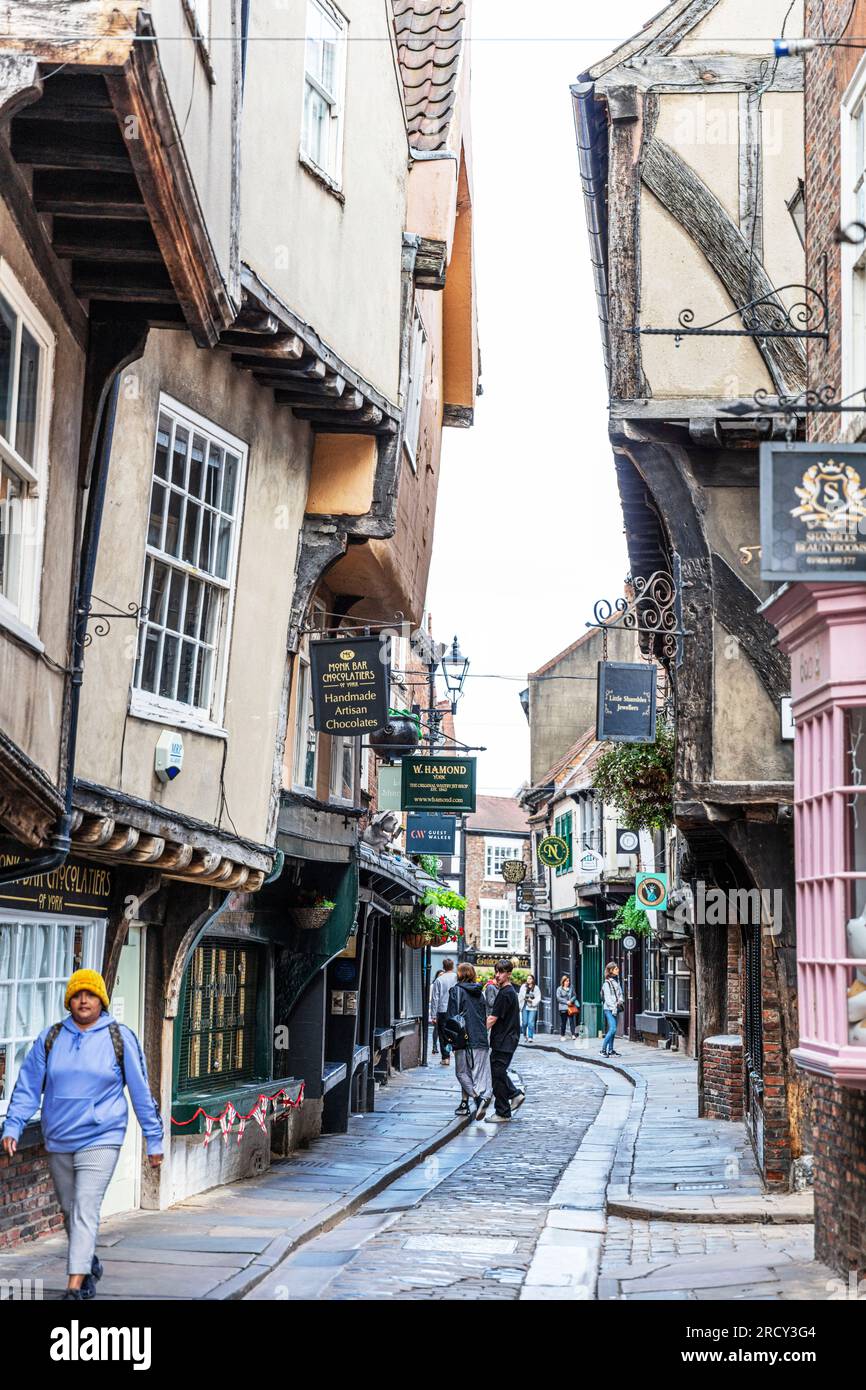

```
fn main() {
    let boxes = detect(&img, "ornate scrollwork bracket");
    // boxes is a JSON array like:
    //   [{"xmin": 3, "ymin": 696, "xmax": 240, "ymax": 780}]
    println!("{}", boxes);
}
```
[
  {"xmin": 585, "ymin": 570, "xmax": 689, "ymax": 662},
  {"xmin": 79, "ymin": 601, "xmax": 148, "ymax": 648}
]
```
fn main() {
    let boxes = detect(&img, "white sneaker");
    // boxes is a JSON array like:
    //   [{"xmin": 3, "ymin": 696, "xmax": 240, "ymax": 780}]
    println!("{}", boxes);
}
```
[
  {"xmin": 510, "ymin": 1091, "xmax": 526, "ymax": 1113},
  {"xmin": 487, "ymin": 1113, "xmax": 512, "ymax": 1124}
]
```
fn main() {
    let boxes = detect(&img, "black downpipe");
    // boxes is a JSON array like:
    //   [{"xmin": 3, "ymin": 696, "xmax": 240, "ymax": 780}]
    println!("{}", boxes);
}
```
[{"xmin": 0, "ymin": 375, "xmax": 121, "ymax": 886}]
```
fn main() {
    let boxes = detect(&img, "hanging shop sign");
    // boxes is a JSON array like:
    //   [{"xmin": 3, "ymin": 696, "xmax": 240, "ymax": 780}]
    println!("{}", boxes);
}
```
[
  {"xmin": 596, "ymin": 662, "xmax": 657, "ymax": 743},
  {"xmin": 377, "ymin": 765, "xmax": 402, "ymax": 811},
  {"xmin": 574, "ymin": 848, "xmax": 605, "ymax": 881},
  {"xmin": 0, "ymin": 856, "xmax": 114, "ymax": 917},
  {"xmin": 310, "ymin": 637, "xmax": 390, "ymax": 734},
  {"xmin": 401, "ymin": 756, "xmax": 477, "ymax": 813},
  {"xmin": 621, "ymin": 933, "xmax": 639, "ymax": 952},
  {"xmin": 500, "ymin": 858, "xmax": 527, "ymax": 885},
  {"xmin": 760, "ymin": 442, "xmax": 866, "ymax": 582},
  {"xmin": 616, "ymin": 828, "xmax": 640, "ymax": 855},
  {"xmin": 473, "ymin": 954, "xmax": 531, "ymax": 969},
  {"xmin": 537, "ymin": 836, "xmax": 570, "ymax": 869},
  {"xmin": 635, "ymin": 871, "xmax": 669, "ymax": 913},
  {"xmin": 406, "ymin": 812, "xmax": 457, "ymax": 855}
]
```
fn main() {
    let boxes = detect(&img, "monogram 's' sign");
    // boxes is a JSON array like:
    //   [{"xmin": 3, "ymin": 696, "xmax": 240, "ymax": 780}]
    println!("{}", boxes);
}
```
[{"xmin": 760, "ymin": 442, "xmax": 866, "ymax": 581}]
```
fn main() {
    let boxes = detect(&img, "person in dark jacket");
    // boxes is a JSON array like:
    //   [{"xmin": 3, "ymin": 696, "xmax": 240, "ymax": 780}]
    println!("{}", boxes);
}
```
[{"xmin": 446, "ymin": 963, "xmax": 493, "ymax": 1121}]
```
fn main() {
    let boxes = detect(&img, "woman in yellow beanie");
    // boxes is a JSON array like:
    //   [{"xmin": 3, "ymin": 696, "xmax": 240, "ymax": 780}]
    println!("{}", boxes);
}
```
[{"xmin": 1, "ymin": 969, "xmax": 163, "ymax": 1300}]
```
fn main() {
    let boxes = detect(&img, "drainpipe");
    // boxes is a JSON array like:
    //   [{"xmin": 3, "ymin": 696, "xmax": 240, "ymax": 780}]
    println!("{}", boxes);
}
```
[{"xmin": 0, "ymin": 375, "xmax": 121, "ymax": 886}]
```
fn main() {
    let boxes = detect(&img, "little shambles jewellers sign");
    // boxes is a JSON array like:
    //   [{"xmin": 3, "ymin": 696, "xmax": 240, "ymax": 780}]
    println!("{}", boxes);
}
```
[
  {"xmin": 406, "ymin": 813, "xmax": 457, "ymax": 855},
  {"xmin": 760, "ymin": 442, "xmax": 866, "ymax": 581},
  {"xmin": 597, "ymin": 662, "xmax": 657, "ymax": 743},
  {"xmin": 310, "ymin": 637, "xmax": 389, "ymax": 734},
  {"xmin": 0, "ymin": 856, "xmax": 114, "ymax": 916},
  {"xmin": 401, "ymin": 757, "xmax": 477, "ymax": 813}
]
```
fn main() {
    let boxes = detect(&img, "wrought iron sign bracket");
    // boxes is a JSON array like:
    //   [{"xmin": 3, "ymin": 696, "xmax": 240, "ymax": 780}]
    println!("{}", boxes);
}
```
[
  {"xmin": 585, "ymin": 570, "xmax": 690, "ymax": 662},
  {"xmin": 79, "ymin": 601, "xmax": 148, "ymax": 648},
  {"xmin": 720, "ymin": 382, "xmax": 866, "ymax": 427},
  {"xmin": 628, "ymin": 254, "xmax": 829, "ymax": 346}
]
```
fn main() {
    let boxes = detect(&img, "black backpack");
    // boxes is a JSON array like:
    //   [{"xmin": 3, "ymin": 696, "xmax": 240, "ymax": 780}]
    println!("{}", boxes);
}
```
[
  {"xmin": 441, "ymin": 987, "xmax": 472, "ymax": 1051},
  {"xmin": 43, "ymin": 1020, "xmax": 126, "ymax": 1087}
]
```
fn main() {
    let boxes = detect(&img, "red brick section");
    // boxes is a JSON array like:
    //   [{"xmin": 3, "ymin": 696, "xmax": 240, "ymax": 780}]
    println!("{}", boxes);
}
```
[
  {"xmin": 463, "ymin": 832, "xmax": 531, "ymax": 951},
  {"xmin": 802, "ymin": 0, "xmax": 866, "ymax": 1271},
  {"xmin": 813, "ymin": 1076, "xmax": 866, "ymax": 1279},
  {"xmin": 703, "ymin": 1036, "xmax": 745, "ymax": 1121},
  {"xmin": 759, "ymin": 929, "xmax": 793, "ymax": 1189},
  {"xmin": 0, "ymin": 1144, "xmax": 63, "ymax": 1249},
  {"xmin": 726, "ymin": 924, "xmax": 742, "ymax": 1037}
]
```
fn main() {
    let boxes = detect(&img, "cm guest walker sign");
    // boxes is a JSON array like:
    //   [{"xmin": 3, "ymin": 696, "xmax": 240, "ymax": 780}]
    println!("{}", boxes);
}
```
[{"xmin": 310, "ymin": 637, "xmax": 390, "ymax": 734}]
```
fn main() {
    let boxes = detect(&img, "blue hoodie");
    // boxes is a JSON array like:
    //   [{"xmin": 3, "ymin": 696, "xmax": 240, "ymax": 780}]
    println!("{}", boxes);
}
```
[{"xmin": 2, "ymin": 1012, "xmax": 164, "ymax": 1155}]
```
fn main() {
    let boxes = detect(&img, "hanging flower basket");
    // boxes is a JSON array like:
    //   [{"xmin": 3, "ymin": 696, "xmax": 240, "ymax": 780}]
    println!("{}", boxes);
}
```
[
  {"xmin": 289, "ymin": 892, "xmax": 336, "ymax": 931},
  {"xmin": 402, "ymin": 932, "xmax": 430, "ymax": 949}
]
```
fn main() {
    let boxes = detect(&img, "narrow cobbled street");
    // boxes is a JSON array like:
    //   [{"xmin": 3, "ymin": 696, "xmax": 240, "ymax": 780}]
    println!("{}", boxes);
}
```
[{"xmin": 247, "ymin": 1049, "xmax": 605, "ymax": 1300}]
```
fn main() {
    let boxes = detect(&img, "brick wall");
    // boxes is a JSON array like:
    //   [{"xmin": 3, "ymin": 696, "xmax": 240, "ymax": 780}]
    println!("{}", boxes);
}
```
[
  {"xmin": 726, "ymin": 924, "xmax": 743, "ymax": 1037},
  {"xmin": 463, "ymin": 833, "xmax": 531, "ymax": 949},
  {"xmin": 703, "ymin": 1036, "xmax": 745, "ymax": 1121},
  {"xmin": 759, "ymin": 929, "xmax": 794, "ymax": 1189},
  {"xmin": 813, "ymin": 1076, "xmax": 866, "ymax": 1278},
  {"xmin": 0, "ymin": 1140, "xmax": 64, "ymax": 1249}
]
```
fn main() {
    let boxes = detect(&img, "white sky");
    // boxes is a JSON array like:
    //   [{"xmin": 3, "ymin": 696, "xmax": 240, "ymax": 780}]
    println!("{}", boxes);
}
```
[{"xmin": 428, "ymin": 0, "xmax": 657, "ymax": 796}]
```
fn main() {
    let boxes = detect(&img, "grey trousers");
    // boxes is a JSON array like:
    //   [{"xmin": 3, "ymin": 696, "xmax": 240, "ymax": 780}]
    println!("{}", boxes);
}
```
[
  {"xmin": 47, "ymin": 1146, "xmax": 121, "ymax": 1275},
  {"xmin": 454, "ymin": 1047, "xmax": 492, "ymax": 1101}
]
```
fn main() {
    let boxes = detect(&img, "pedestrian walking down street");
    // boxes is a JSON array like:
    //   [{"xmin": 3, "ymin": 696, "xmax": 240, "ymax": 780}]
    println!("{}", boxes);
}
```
[
  {"xmin": 445, "ymin": 963, "xmax": 493, "ymax": 1121},
  {"xmin": 430, "ymin": 958, "xmax": 457, "ymax": 1066},
  {"xmin": 486, "ymin": 958, "xmax": 525, "ymax": 1123},
  {"xmin": 601, "ymin": 963, "xmax": 624, "ymax": 1058},
  {"xmin": 518, "ymin": 974, "xmax": 541, "ymax": 1041},
  {"xmin": 0, "ymin": 970, "xmax": 163, "ymax": 1300},
  {"xmin": 556, "ymin": 975, "xmax": 579, "ymax": 1038},
  {"xmin": 430, "ymin": 969, "xmax": 443, "ymax": 1055}
]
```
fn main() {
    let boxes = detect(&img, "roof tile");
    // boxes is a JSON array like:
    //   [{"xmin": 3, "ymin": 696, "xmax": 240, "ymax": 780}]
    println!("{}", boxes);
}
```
[{"xmin": 391, "ymin": 0, "xmax": 466, "ymax": 151}]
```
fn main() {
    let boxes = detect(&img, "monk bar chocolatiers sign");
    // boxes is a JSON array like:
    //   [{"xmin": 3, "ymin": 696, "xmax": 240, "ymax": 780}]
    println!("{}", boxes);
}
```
[
  {"xmin": 760, "ymin": 442, "xmax": 866, "ymax": 582},
  {"xmin": 596, "ymin": 661, "xmax": 657, "ymax": 743},
  {"xmin": 401, "ymin": 756, "xmax": 477, "ymax": 813},
  {"xmin": 0, "ymin": 856, "xmax": 114, "ymax": 916},
  {"xmin": 310, "ymin": 636, "xmax": 390, "ymax": 734}
]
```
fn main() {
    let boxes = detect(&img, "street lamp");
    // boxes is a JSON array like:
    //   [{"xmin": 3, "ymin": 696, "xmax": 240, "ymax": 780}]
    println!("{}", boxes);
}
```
[{"xmin": 441, "ymin": 635, "xmax": 470, "ymax": 715}]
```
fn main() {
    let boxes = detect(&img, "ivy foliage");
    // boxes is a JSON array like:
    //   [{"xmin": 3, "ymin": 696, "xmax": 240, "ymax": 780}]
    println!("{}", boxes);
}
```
[
  {"xmin": 592, "ymin": 718, "xmax": 675, "ymax": 832},
  {"xmin": 608, "ymin": 894, "xmax": 652, "ymax": 941}
]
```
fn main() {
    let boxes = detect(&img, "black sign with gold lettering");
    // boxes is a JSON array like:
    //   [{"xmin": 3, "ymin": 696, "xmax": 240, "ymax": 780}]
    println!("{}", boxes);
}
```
[
  {"xmin": 310, "ymin": 637, "xmax": 390, "ymax": 735},
  {"xmin": 760, "ymin": 442, "xmax": 866, "ymax": 581},
  {"xmin": 401, "ymin": 756, "xmax": 477, "ymax": 813},
  {"xmin": 597, "ymin": 661, "xmax": 657, "ymax": 744},
  {"xmin": 0, "ymin": 856, "xmax": 114, "ymax": 917}
]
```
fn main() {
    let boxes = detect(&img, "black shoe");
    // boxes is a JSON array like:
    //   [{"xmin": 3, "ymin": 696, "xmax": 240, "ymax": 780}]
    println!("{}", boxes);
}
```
[
  {"xmin": 474, "ymin": 1095, "xmax": 491, "ymax": 1122},
  {"xmin": 91, "ymin": 1254, "xmax": 103, "ymax": 1282},
  {"xmin": 455, "ymin": 1101, "xmax": 470, "ymax": 1116},
  {"xmin": 61, "ymin": 1289, "xmax": 85, "ymax": 1301},
  {"xmin": 610, "ymin": 1050, "xmax": 621, "ymax": 1057}
]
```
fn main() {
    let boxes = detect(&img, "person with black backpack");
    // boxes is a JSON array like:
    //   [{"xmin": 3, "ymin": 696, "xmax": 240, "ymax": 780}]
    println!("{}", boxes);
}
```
[
  {"xmin": 443, "ymin": 963, "xmax": 492, "ymax": 1121},
  {"xmin": 0, "ymin": 969, "xmax": 163, "ymax": 1301}
]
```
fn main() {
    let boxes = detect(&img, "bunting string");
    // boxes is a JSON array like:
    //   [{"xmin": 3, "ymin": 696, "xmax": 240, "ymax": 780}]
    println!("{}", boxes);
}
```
[{"xmin": 172, "ymin": 1084, "xmax": 305, "ymax": 1147}]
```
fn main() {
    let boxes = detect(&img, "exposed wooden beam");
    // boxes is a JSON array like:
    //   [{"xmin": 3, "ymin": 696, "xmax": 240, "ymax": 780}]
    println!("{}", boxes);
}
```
[
  {"xmin": 71, "ymin": 260, "xmax": 175, "ymax": 301},
  {"xmin": 264, "ymin": 373, "xmax": 346, "ymax": 400},
  {"xmin": 219, "ymin": 332, "xmax": 305, "ymax": 358},
  {"xmin": 0, "ymin": 3, "xmax": 138, "ymax": 66},
  {"xmin": 0, "ymin": 138, "xmax": 88, "ymax": 346},
  {"xmin": 278, "ymin": 388, "xmax": 364, "ymax": 413},
  {"xmin": 640, "ymin": 138, "xmax": 806, "ymax": 394},
  {"xmin": 0, "ymin": 53, "xmax": 43, "ymax": 122},
  {"xmin": 88, "ymin": 299, "xmax": 185, "ymax": 328},
  {"xmin": 52, "ymin": 217, "xmax": 163, "ymax": 262},
  {"xmin": 32, "ymin": 168, "xmax": 147, "ymax": 219},
  {"xmin": 11, "ymin": 119, "xmax": 131, "ymax": 172}
]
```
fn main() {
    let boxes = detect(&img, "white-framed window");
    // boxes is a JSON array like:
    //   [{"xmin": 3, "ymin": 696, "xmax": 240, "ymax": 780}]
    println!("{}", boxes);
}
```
[
  {"xmin": 0, "ymin": 260, "xmax": 54, "ymax": 640},
  {"xmin": 292, "ymin": 600, "xmax": 326, "ymax": 795},
  {"xmin": 301, "ymin": 0, "xmax": 348, "ymax": 186},
  {"xmin": 132, "ymin": 397, "xmax": 247, "ymax": 733},
  {"xmin": 480, "ymin": 900, "xmax": 525, "ymax": 954},
  {"xmin": 0, "ymin": 913, "xmax": 105, "ymax": 1116},
  {"xmin": 403, "ymin": 309, "xmax": 428, "ymax": 471},
  {"xmin": 329, "ymin": 734, "xmax": 356, "ymax": 804},
  {"xmin": 484, "ymin": 837, "xmax": 522, "ymax": 880},
  {"xmin": 842, "ymin": 59, "xmax": 866, "ymax": 437}
]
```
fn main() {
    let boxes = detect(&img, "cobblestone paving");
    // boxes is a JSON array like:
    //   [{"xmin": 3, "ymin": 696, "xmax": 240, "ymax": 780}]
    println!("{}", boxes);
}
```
[
  {"xmin": 599, "ymin": 1217, "xmax": 836, "ymax": 1300},
  {"xmin": 261, "ymin": 1050, "xmax": 605, "ymax": 1300}
]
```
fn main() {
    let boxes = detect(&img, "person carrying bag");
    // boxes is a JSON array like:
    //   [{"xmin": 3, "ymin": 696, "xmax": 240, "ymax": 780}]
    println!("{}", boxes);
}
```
[
  {"xmin": 601, "ymin": 962, "xmax": 625, "ymax": 1058},
  {"xmin": 443, "ymin": 963, "xmax": 493, "ymax": 1121}
]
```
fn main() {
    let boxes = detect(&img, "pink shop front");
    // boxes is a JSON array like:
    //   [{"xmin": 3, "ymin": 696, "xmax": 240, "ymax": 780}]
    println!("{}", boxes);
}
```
[{"xmin": 765, "ymin": 582, "xmax": 866, "ymax": 1279}]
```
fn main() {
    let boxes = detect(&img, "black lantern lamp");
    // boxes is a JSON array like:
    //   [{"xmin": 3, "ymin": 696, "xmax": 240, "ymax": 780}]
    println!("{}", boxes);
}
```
[{"xmin": 441, "ymin": 635, "xmax": 470, "ymax": 715}]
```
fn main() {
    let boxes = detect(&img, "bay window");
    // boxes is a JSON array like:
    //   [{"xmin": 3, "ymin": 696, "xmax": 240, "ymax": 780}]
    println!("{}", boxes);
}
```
[{"xmin": 484, "ymin": 837, "xmax": 522, "ymax": 880}]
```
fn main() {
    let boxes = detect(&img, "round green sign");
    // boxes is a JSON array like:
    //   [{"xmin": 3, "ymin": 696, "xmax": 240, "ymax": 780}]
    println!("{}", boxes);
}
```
[{"xmin": 537, "ymin": 835, "xmax": 569, "ymax": 869}]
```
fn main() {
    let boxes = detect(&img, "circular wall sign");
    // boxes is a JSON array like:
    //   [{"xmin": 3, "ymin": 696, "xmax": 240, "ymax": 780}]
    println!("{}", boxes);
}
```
[
  {"xmin": 617, "ymin": 829, "xmax": 640, "ymax": 854},
  {"xmin": 537, "ymin": 836, "xmax": 569, "ymax": 869},
  {"xmin": 621, "ymin": 933, "xmax": 639, "ymax": 952},
  {"xmin": 635, "ymin": 873, "xmax": 668, "ymax": 910}
]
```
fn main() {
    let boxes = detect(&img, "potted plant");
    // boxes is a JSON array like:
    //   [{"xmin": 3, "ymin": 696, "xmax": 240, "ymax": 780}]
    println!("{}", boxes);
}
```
[
  {"xmin": 290, "ymin": 889, "xmax": 336, "ymax": 931},
  {"xmin": 608, "ymin": 894, "xmax": 652, "ymax": 941},
  {"xmin": 592, "ymin": 718, "xmax": 675, "ymax": 832}
]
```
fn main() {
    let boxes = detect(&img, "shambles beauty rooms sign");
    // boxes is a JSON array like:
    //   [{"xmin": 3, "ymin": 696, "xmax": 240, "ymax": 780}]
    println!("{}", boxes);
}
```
[
  {"xmin": 310, "ymin": 637, "xmax": 390, "ymax": 734},
  {"xmin": 760, "ymin": 442, "xmax": 866, "ymax": 581},
  {"xmin": 401, "ymin": 757, "xmax": 477, "ymax": 813},
  {"xmin": 597, "ymin": 661, "xmax": 657, "ymax": 743}
]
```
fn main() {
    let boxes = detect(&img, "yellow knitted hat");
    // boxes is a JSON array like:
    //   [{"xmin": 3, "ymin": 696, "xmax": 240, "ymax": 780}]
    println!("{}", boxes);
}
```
[{"xmin": 65, "ymin": 969, "xmax": 109, "ymax": 1011}]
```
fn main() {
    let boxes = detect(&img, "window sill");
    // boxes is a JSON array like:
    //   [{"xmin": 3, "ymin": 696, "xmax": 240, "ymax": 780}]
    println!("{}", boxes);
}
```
[
  {"xmin": 0, "ymin": 605, "xmax": 45, "ymax": 656},
  {"xmin": 298, "ymin": 151, "xmax": 346, "ymax": 205},
  {"xmin": 129, "ymin": 694, "xmax": 228, "ymax": 741}
]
